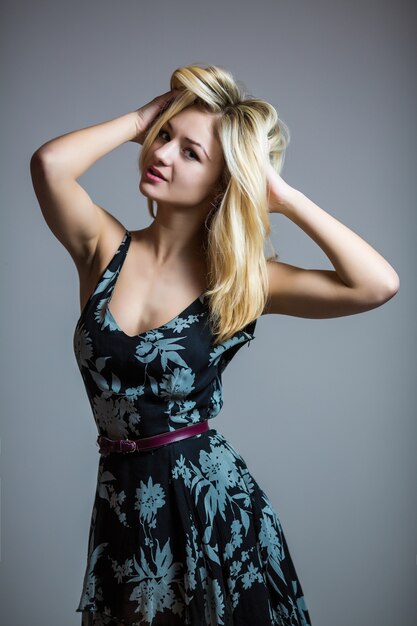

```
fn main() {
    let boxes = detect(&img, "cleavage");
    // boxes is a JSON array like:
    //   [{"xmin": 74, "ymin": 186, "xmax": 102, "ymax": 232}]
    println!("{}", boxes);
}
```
[{"xmin": 107, "ymin": 241, "xmax": 206, "ymax": 337}]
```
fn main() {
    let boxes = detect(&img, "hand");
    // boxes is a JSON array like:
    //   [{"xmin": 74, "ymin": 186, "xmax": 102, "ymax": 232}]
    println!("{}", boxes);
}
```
[
  {"xmin": 131, "ymin": 89, "xmax": 182, "ymax": 145},
  {"xmin": 266, "ymin": 140, "xmax": 295, "ymax": 212}
]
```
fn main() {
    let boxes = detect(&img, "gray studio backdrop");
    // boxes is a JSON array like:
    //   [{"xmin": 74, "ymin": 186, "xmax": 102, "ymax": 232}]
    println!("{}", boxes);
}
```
[{"xmin": 1, "ymin": 0, "xmax": 416, "ymax": 625}]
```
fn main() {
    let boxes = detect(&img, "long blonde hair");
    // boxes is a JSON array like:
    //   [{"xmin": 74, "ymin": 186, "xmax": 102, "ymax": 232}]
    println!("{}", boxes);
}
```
[{"xmin": 138, "ymin": 64, "xmax": 290, "ymax": 345}]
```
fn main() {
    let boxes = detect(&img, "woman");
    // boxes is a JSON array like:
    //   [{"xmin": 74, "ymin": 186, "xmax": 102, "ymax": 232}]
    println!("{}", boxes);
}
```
[{"xmin": 30, "ymin": 64, "xmax": 399, "ymax": 626}]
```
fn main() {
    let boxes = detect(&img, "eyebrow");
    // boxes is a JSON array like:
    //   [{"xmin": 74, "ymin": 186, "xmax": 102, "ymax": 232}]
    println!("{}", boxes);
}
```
[{"xmin": 166, "ymin": 120, "xmax": 211, "ymax": 161}]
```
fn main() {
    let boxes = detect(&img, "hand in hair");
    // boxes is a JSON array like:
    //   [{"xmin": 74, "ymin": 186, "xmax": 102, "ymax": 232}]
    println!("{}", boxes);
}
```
[
  {"xmin": 131, "ymin": 89, "xmax": 181, "ymax": 145},
  {"xmin": 266, "ymin": 143, "xmax": 295, "ymax": 212}
]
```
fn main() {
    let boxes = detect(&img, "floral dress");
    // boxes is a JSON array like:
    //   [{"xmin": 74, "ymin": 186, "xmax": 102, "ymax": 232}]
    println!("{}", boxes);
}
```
[{"xmin": 73, "ymin": 229, "xmax": 312, "ymax": 626}]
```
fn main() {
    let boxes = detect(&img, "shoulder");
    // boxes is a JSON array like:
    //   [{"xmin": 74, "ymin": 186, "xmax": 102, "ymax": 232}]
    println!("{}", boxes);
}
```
[{"xmin": 78, "ymin": 212, "xmax": 128, "ymax": 290}]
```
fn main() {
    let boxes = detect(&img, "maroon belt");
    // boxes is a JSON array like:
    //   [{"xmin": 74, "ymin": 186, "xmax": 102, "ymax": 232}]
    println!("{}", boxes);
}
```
[{"xmin": 97, "ymin": 420, "xmax": 211, "ymax": 456}]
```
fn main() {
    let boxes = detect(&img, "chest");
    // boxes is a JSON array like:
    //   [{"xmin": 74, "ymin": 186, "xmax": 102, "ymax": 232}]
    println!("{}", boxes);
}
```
[
  {"xmin": 79, "ymin": 247, "xmax": 207, "ymax": 338},
  {"xmin": 107, "ymin": 274, "xmax": 205, "ymax": 338}
]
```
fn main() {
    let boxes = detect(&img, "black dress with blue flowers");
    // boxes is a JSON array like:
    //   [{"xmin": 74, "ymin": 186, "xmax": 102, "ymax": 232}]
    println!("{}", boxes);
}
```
[{"xmin": 73, "ymin": 229, "xmax": 312, "ymax": 626}]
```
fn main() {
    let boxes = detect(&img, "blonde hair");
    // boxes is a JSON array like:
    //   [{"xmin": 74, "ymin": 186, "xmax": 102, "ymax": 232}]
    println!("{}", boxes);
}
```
[{"xmin": 138, "ymin": 63, "xmax": 290, "ymax": 345}]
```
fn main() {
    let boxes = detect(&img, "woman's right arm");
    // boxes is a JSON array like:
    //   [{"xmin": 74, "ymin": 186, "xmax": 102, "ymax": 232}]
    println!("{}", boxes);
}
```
[
  {"xmin": 30, "ymin": 89, "xmax": 179, "ymax": 275},
  {"xmin": 29, "ymin": 110, "xmax": 141, "ymax": 271}
]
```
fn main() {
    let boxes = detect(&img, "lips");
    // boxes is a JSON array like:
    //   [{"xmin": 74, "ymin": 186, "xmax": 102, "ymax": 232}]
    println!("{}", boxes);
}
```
[{"xmin": 148, "ymin": 165, "xmax": 167, "ymax": 181}]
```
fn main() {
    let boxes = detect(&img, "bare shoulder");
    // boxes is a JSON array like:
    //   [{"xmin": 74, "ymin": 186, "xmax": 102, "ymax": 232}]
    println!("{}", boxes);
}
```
[
  {"xmin": 91, "ymin": 212, "xmax": 128, "ymax": 274},
  {"xmin": 77, "ymin": 211, "xmax": 128, "ymax": 311}
]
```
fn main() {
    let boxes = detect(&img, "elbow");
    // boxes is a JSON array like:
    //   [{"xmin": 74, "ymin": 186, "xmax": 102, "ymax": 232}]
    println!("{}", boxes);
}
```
[
  {"xmin": 30, "ymin": 149, "xmax": 48, "ymax": 176},
  {"xmin": 30, "ymin": 152, "xmax": 43, "ymax": 183},
  {"xmin": 382, "ymin": 269, "xmax": 400, "ymax": 301},
  {"xmin": 30, "ymin": 142, "xmax": 59, "ymax": 170},
  {"xmin": 30, "ymin": 148, "xmax": 57, "ymax": 183},
  {"xmin": 367, "ymin": 272, "xmax": 400, "ymax": 306},
  {"xmin": 30, "ymin": 147, "xmax": 51, "ymax": 168}
]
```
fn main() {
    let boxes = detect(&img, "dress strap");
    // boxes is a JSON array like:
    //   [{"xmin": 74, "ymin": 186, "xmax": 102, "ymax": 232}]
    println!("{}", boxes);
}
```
[
  {"xmin": 78, "ymin": 229, "xmax": 132, "ymax": 321},
  {"xmin": 91, "ymin": 229, "xmax": 132, "ymax": 300}
]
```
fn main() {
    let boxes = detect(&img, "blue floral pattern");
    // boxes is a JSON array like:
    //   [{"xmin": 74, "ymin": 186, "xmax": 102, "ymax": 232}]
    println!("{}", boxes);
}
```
[{"xmin": 74, "ymin": 229, "xmax": 312, "ymax": 625}]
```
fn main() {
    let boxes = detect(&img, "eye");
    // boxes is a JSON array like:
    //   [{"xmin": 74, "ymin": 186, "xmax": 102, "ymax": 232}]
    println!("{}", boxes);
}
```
[{"xmin": 158, "ymin": 129, "xmax": 199, "ymax": 161}]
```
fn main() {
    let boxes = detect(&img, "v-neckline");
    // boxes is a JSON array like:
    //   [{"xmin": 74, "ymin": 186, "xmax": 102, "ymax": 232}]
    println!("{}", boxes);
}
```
[{"xmin": 105, "ymin": 230, "xmax": 208, "ymax": 339}]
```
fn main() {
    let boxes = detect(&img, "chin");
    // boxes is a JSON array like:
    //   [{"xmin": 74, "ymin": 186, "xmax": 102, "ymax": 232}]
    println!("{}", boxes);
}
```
[{"xmin": 138, "ymin": 179, "xmax": 158, "ymax": 197}]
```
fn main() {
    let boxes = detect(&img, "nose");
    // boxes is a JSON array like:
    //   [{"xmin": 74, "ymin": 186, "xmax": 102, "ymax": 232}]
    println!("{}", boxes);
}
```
[{"xmin": 153, "ymin": 138, "xmax": 178, "ymax": 163}]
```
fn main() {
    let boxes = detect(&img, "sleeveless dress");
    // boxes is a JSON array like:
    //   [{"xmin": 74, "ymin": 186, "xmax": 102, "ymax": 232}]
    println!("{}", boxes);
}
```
[{"xmin": 73, "ymin": 229, "xmax": 312, "ymax": 626}]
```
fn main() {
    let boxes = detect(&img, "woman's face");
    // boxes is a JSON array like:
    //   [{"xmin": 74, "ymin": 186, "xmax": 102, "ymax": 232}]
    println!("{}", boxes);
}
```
[{"xmin": 139, "ymin": 106, "xmax": 225, "ymax": 213}]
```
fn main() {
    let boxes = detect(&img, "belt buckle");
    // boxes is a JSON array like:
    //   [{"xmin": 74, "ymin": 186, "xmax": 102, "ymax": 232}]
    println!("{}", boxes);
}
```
[{"xmin": 119, "ymin": 439, "xmax": 137, "ymax": 453}]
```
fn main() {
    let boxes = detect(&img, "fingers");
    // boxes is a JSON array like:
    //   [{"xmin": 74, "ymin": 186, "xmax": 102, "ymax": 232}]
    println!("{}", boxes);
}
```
[
  {"xmin": 157, "ymin": 89, "xmax": 181, "ymax": 114},
  {"xmin": 159, "ymin": 88, "xmax": 181, "ymax": 102}
]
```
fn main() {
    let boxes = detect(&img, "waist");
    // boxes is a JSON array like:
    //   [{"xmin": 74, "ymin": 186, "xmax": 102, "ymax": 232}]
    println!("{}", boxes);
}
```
[{"xmin": 97, "ymin": 420, "xmax": 211, "ymax": 456}]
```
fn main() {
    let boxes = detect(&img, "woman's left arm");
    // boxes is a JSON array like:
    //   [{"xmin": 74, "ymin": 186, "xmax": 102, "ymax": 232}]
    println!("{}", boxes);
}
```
[{"xmin": 264, "ymin": 161, "xmax": 400, "ymax": 318}]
